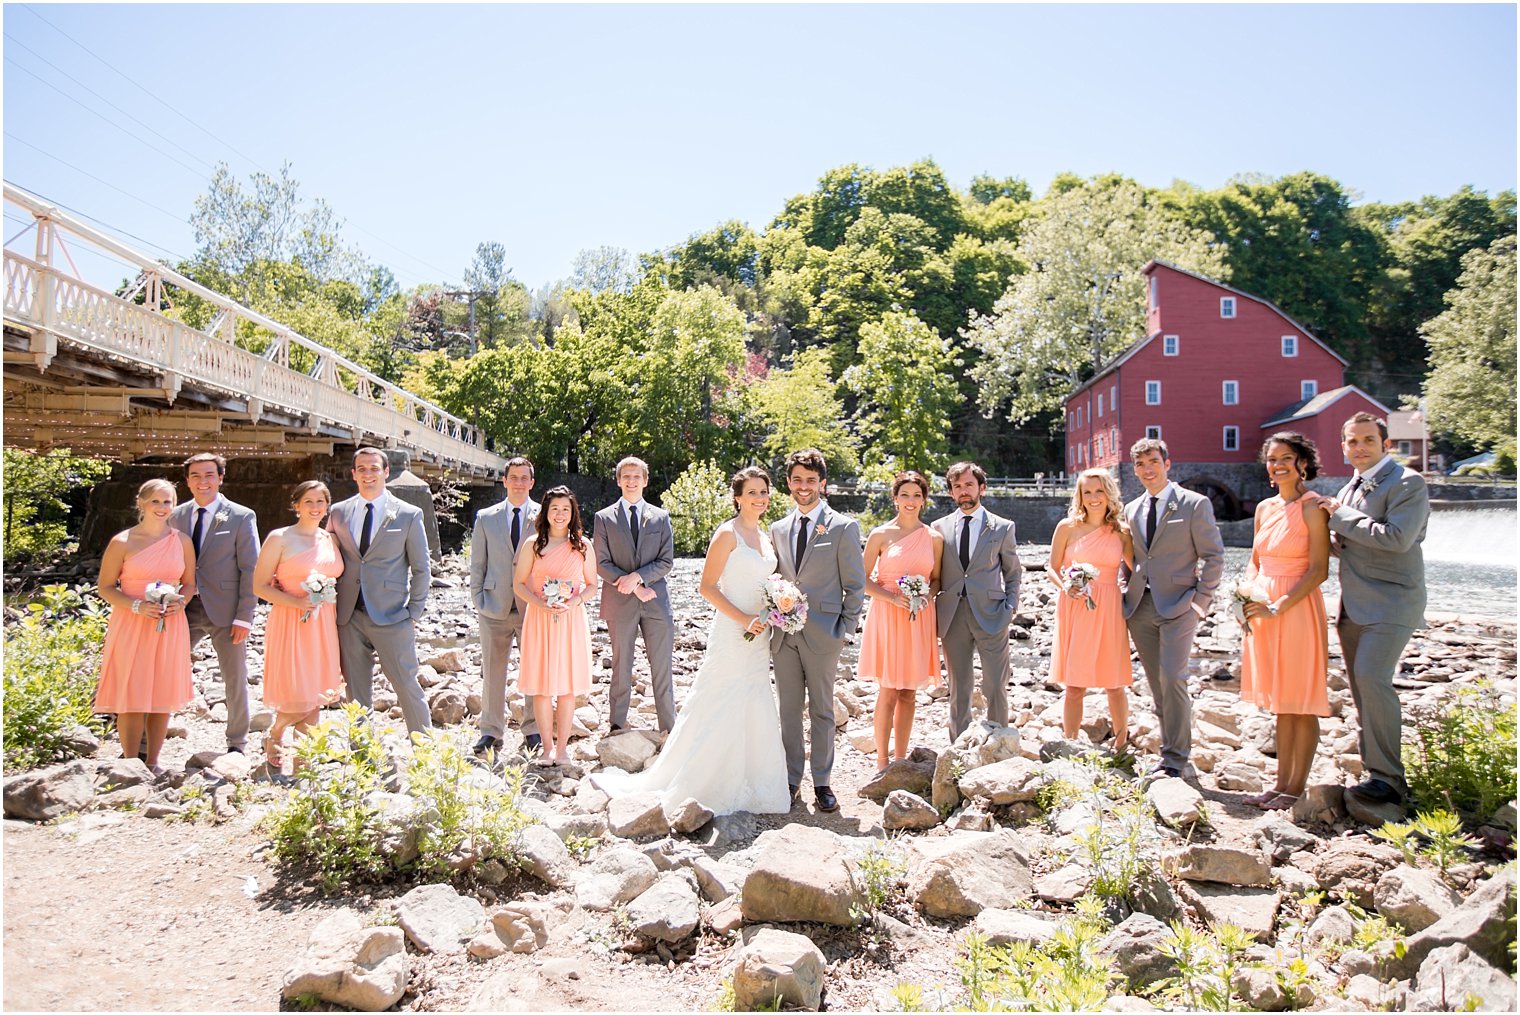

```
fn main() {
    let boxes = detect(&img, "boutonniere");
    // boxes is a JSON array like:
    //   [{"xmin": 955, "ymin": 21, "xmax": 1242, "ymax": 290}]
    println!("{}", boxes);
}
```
[
  {"xmin": 214, "ymin": 509, "xmax": 230, "ymax": 526},
  {"xmin": 1361, "ymin": 475, "xmax": 1380, "ymax": 495},
  {"xmin": 381, "ymin": 510, "xmax": 398, "ymax": 528},
  {"xmin": 813, "ymin": 523, "xmax": 829, "ymax": 538},
  {"xmin": 1161, "ymin": 499, "xmax": 1179, "ymax": 521}
]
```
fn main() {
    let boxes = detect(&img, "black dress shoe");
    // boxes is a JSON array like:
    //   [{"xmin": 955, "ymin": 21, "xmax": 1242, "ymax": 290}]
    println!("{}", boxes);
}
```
[
  {"xmin": 472, "ymin": 734, "xmax": 502, "ymax": 757},
  {"xmin": 788, "ymin": 784, "xmax": 800, "ymax": 803},
  {"xmin": 815, "ymin": 786, "xmax": 839, "ymax": 813},
  {"xmin": 227, "ymin": 746, "xmax": 244, "ymax": 755},
  {"xmin": 609, "ymin": 723, "xmax": 623, "ymax": 734},
  {"xmin": 523, "ymin": 733, "xmax": 542, "ymax": 752},
  {"xmin": 1346, "ymin": 779, "xmax": 1403, "ymax": 805}
]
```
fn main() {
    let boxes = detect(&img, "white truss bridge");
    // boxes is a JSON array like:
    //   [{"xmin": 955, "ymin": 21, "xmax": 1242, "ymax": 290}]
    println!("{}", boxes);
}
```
[{"xmin": 2, "ymin": 182, "xmax": 505, "ymax": 478}]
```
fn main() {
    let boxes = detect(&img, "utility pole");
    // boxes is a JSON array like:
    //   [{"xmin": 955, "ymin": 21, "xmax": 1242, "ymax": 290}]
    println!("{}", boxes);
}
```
[{"xmin": 443, "ymin": 288, "xmax": 490, "ymax": 356}]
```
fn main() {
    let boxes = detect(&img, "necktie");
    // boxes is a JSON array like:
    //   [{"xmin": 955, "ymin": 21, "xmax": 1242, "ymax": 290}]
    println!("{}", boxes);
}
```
[
  {"xmin": 959, "ymin": 515, "xmax": 971, "ymax": 570},
  {"xmin": 629, "ymin": 505, "xmax": 640, "ymax": 554},
  {"xmin": 1144, "ymin": 496, "xmax": 1159, "ymax": 549},
  {"xmin": 192, "ymin": 507, "xmax": 206, "ymax": 556},
  {"xmin": 795, "ymin": 516, "xmax": 810, "ymax": 569},
  {"xmin": 511, "ymin": 507, "xmax": 521, "ymax": 551},
  {"xmin": 359, "ymin": 502, "xmax": 374, "ymax": 556},
  {"xmin": 1348, "ymin": 476, "xmax": 1364, "ymax": 504}
]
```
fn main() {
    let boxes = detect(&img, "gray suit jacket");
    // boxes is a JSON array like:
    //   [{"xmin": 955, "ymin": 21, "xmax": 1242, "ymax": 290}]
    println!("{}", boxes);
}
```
[
  {"xmin": 769, "ymin": 504, "xmax": 867, "ymax": 654},
  {"xmin": 1328, "ymin": 458, "xmax": 1429, "ymax": 629},
  {"xmin": 594, "ymin": 501, "xmax": 675, "ymax": 622},
  {"xmin": 171, "ymin": 497, "xmax": 258, "ymax": 628},
  {"xmin": 470, "ymin": 497, "xmax": 539, "ymax": 619},
  {"xmin": 1121, "ymin": 486, "xmax": 1225, "ymax": 620},
  {"xmin": 933, "ymin": 509, "xmax": 1022, "ymax": 637},
  {"xmin": 328, "ymin": 494, "xmax": 431, "ymax": 626}
]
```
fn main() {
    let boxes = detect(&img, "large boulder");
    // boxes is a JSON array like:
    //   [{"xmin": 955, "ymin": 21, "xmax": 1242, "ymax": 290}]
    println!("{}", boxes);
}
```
[
  {"xmin": 1374, "ymin": 865, "xmax": 1461, "ymax": 934},
  {"xmin": 907, "ymin": 829, "xmax": 1033, "ymax": 918},
  {"xmin": 1176, "ymin": 883, "xmax": 1281, "ymax": 940},
  {"xmin": 1098, "ymin": 913, "xmax": 1177, "ymax": 989},
  {"xmin": 732, "ymin": 927, "xmax": 827, "ymax": 1012},
  {"xmin": 281, "ymin": 911, "xmax": 408, "ymax": 1011},
  {"xmin": 596, "ymin": 730, "xmax": 662, "ymax": 772},
  {"xmin": 1392, "ymin": 872, "xmax": 1517, "ymax": 979},
  {"xmin": 606, "ymin": 792, "xmax": 670, "ymax": 839},
  {"xmin": 881, "ymin": 791, "xmax": 941, "ymax": 832},
  {"xmin": 857, "ymin": 750, "xmax": 936, "ymax": 802},
  {"xmin": 957, "ymin": 757, "xmax": 1043, "ymax": 805},
  {"xmin": 396, "ymin": 883, "xmax": 485, "ymax": 955},
  {"xmin": 516, "ymin": 822, "xmax": 575, "ymax": 889},
  {"xmin": 1170, "ymin": 844, "xmax": 1272, "ymax": 887},
  {"xmin": 972, "ymin": 909, "xmax": 1061, "ymax": 947},
  {"xmin": 1146, "ymin": 777, "xmax": 1204, "ymax": 827},
  {"xmin": 1254, "ymin": 813, "xmax": 1318, "ymax": 861},
  {"xmin": 576, "ymin": 847, "xmax": 659, "ymax": 911},
  {"xmin": 1406, "ymin": 943, "xmax": 1518, "ymax": 1012},
  {"xmin": 3, "ymin": 759, "xmax": 96, "ymax": 821},
  {"xmin": 485, "ymin": 901, "xmax": 555, "ymax": 954},
  {"xmin": 1309, "ymin": 839, "xmax": 1402, "ymax": 908},
  {"xmin": 626, "ymin": 873, "xmax": 701, "ymax": 943},
  {"xmin": 741, "ymin": 825, "xmax": 856, "ymax": 926},
  {"xmin": 93, "ymin": 757, "xmax": 155, "ymax": 789}
]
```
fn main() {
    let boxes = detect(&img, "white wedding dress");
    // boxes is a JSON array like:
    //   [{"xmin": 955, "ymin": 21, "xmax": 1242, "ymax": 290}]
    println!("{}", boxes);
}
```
[{"xmin": 591, "ymin": 537, "xmax": 791, "ymax": 816}]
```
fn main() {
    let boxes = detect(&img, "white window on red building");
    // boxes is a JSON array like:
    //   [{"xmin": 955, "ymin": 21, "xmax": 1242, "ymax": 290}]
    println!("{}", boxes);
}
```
[
  {"xmin": 1301, "ymin": 379, "xmax": 1318, "ymax": 400},
  {"xmin": 1223, "ymin": 426, "xmax": 1239, "ymax": 451},
  {"xmin": 1146, "ymin": 425, "xmax": 1162, "ymax": 440},
  {"xmin": 1149, "ymin": 276, "xmax": 1158, "ymax": 310},
  {"xmin": 1097, "ymin": 396, "xmax": 1104, "ymax": 419},
  {"xmin": 1220, "ymin": 297, "xmax": 1236, "ymax": 319},
  {"xmin": 1146, "ymin": 381, "xmax": 1161, "ymax": 405},
  {"xmin": 1282, "ymin": 335, "xmax": 1298, "ymax": 357},
  {"xmin": 1109, "ymin": 385, "xmax": 1117, "ymax": 411},
  {"xmin": 1222, "ymin": 380, "xmax": 1239, "ymax": 405},
  {"xmin": 1163, "ymin": 334, "xmax": 1179, "ymax": 356}
]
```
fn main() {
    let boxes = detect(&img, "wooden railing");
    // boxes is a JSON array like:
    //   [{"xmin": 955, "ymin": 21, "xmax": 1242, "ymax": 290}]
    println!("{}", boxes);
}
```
[{"xmin": 3, "ymin": 182, "xmax": 505, "ymax": 475}]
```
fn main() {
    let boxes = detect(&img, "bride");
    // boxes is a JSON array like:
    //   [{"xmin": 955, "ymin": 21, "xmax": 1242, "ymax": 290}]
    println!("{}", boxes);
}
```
[{"xmin": 591, "ymin": 466, "xmax": 791, "ymax": 816}]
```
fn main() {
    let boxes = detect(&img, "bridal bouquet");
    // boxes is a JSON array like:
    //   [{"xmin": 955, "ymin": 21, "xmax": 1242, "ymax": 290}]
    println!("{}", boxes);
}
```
[
  {"xmin": 542, "ymin": 579, "xmax": 577, "ymax": 623},
  {"xmin": 745, "ymin": 575, "xmax": 808, "ymax": 641},
  {"xmin": 1061, "ymin": 562, "xmax": 1099, "ymax": 611},
  {"xmin": 897, "ymin": 574, "xmax": 931, "ymax": 621},
  {"xmin": 143, "ymin": 581, "xmax": 182, "ymax": 633},
  {"xmin": 1230, "ymin": 576, "xmax": 1272, "ymax": 636},
  {"xmin": 299, "ymin": 572, "xmax": 338, "ymax": 623}
]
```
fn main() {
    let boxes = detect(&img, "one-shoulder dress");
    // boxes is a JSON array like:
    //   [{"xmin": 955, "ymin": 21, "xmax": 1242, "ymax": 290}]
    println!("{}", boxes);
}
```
[
  {"xmin": 517, "ymin": 540, "xmax": 593, "ymax": 698},
  {"xmin": 95, "ymin": 532, "xmax": 193, "ymax": 714},
  {"xmin": 1049, "ymin": 526, "xmax": 1132, "ymax": 689},
  {"xmin": 1241, "ymin": 496, "xmax": 1329, "ymax": 717},
  {"xmin": 262, "ymin": 530, "xmax": 345, "ymax": 714},
  {"xmin": 858, "ymin": 525, "xmax": 941, "ymax": 690}
]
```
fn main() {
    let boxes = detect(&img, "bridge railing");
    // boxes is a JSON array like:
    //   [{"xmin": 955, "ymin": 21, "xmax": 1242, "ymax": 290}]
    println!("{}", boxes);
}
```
[{"xmin": 3, "ymin": 182, "xmax": 505, "ymax": 475}]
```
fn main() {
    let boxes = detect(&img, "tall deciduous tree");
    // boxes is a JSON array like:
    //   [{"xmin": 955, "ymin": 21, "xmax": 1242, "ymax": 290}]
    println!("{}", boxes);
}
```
[
  {"xmin": 963, "ymin": 177, "xmax": 1227, "ymax": 423},
  {"xmin": 1421, "ymin": 235, "xmax": 1516, "ymax": 460},
  {"xmin": 747, "ymin": 348, "xmax": 860, "ymax": 477},
  {"xmin": 844, "ymin": 310, "xmax": 964, "ymax": 475}
]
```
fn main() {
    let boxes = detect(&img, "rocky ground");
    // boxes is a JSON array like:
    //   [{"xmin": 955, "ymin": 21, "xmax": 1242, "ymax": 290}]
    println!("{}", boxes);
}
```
[{"xmin": 4, "ymin": 549, "xmax": 1517, "ymax": 1012}]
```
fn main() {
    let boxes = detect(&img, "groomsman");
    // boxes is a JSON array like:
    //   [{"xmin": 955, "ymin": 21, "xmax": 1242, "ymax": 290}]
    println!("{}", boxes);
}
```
[
  {"xmin": 594, "ymin": 457, "xmax": 677, "ymax": 732},
  {"xmin": 1121, "ymin": 438, "xmax": 1224, "ymax": 779},
  {"xmin": 170, "ymin": 453, "xmax": 259, "ymax": 754},
  {"xmin": 470, "ymin": 457, "xmax": 541, "ymax": 755},
  {"xmin": 770, "ymin": 448, "xmax": 867, "ymax": 812},
  {"xmin": 1317, "ymin": 412, "xmax": 1430, "ymax": 809},
  {"xmin": 933, "ymin": 461, "xmax": 1023, "ymax": 741},
  {"xmin": 328, "ymin": 447, "xmax": 433, "ymax": 735}
]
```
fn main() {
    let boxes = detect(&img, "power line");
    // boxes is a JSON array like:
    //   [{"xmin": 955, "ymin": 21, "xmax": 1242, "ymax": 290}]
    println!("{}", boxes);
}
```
[
  {"xmin": 4, "ymin": 132, "xmax": 188, "ymax": 225},
  {"xmin": 6, "ymin": 182, "xmax": 191, "ymax": 263}
]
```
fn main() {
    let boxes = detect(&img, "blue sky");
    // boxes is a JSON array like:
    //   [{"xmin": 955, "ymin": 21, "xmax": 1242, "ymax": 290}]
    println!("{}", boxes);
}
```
[{"xmin": 4, "ymin": 3, "xmax": 1515, "ymax": 293}]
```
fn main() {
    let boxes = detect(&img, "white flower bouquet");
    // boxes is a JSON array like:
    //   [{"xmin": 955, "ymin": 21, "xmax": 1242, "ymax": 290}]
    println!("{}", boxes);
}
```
[
  {"xmin": 746, "ymin": 575, "xmax": 809, "ymax": 642},
  {"xmin": 1061, "ymin": 562, "xmax": 1099, "ymax": 611},
  {"xmin": 299, "ymin": 571, "xmax": 338, "ymax": 623},
  {"xmin": 897, "ymin": 574, "xmax": 931, "ymax": 621},
  {"xmin": 143, "ymin": 581, "xmax": 182, "ymax": 633},
  {"xmin": 542, "ymin": 579, "xmax": 577, "ymax": 622},
  {"xmin": 1230, "ymin": 576, "xmax": 1272, "ymax": 636}
]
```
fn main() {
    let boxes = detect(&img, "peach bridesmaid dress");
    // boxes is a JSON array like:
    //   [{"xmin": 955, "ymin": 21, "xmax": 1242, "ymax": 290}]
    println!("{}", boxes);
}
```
[
  {"xmin": 1241, "ymin": 497, "xmax": 1330, "ymax": 717},
  {"xmin": 518, "ymin": 541, "xmax": 593, "ymax": 697},
  {"xmin": 858, "ymin": 525, "xmax": 941, "ymax": 690},
  {"xmin": 95, "ymin": 532, "xmax": 193, "ymax": 714},
  {"xmin": 1050, "ymin": 526, "xmax": 1132, "ymax": 689},
  {"xmin": 262, "ymin": 530, "xmax": 345, "ymax": 714}
]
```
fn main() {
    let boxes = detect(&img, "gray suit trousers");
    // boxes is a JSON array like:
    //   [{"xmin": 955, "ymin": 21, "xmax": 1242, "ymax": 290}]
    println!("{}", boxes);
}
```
[
  {"xmin": 1126, "ymin": 591, "xmax": 1198, "ymax": 770},
  {"xmin": 608, "ymin": 603, "xmax": 676, "ymax": 731},
  {"xmin": 1338, "ymin": 615, "xmax": 1414, "ymax": 793},
  {"xmin": 185, "ymin": 600, "xmax": 250, "ymax": 750},
  {"xmin": 773, "ymin": 634, "xmax": 844, "ymax": 787},
  {"xmin": 480, "ymin": 610, "xmax": 536, "ymax": 739},
  {"xmin": 339, "ymin": 609, "xmax": 432, "ymax": 735},
  {"xmin": 943, "ymin": 597, "xmax": 1012, "ymax": 740}
]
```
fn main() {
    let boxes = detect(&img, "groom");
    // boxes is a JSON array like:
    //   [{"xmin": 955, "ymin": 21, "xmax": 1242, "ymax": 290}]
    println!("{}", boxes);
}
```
[{"xmin": 769, "ymin": 448, "xmax": 866, "ymax": 813}]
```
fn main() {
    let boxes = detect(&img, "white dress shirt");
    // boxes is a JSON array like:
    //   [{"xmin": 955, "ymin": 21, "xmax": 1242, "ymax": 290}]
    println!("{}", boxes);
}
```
[
  {"xmin": 1142, "ymin": 482, "xmax": 1180, "ymax": 544},
  {"xmin": 792, "ymin": 502, "xmax": 825, "ymax": 547},
  {"xmin": 953, "ymin": 505, "xmax": 987, "ymax": 560},
  {"xmin": 350, "ymin": 489, "xmax": 396, "ymax": 547}
]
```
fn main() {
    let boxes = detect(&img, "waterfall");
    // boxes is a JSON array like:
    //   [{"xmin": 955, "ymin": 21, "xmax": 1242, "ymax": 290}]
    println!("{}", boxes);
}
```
[{"xmin": 1424, "ymin": 506, "xmax": 1517, "ymax": 567}]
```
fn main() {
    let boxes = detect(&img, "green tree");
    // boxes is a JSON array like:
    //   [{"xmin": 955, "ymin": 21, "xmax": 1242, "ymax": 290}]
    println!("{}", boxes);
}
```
[
  {"xmin": 964, "ymin": 176, "xmax": 1227, "ymax": 422},
  {"xmin": 844, "ymin": 310, "xmax": 964, "ymax": 475},
  {"xmin": 570, "ymin": 246, "xmax": 638, "ymax": 295},
  {"xmin": 2, "ymin": 450, "xmax": 111, "ymax": 562},
  {"xmin": 1421, "ymin": 235, "xmax": 1517, "ymax": 461},
  {"xmin": 747, "ymin": 348, "xmax": 861, "ymax": 477}
]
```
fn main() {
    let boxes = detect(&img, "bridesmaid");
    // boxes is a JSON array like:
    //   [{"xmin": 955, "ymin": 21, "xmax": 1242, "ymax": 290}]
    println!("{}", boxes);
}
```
[
  {"xmin": 252, "ymin": 481, "xmax": 344, "ymax": 773},
  {"xmin": 858, "ymin": 470, "xmax": 943, "ymax": 772},
  {"xmin": 1047, "ymin": 469, "xmax": 1135, "ymax": 751},
  {"xmin": 1239, "ymin": 432, "xmax": 1331, "ymax": 811},
  {"xmin": 94, "ymin": 478, "xmax": 196, "ymax": 775},
  {"xmin": 514, "ymin": 486, "xmax": 597, "ymax": 765}
]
